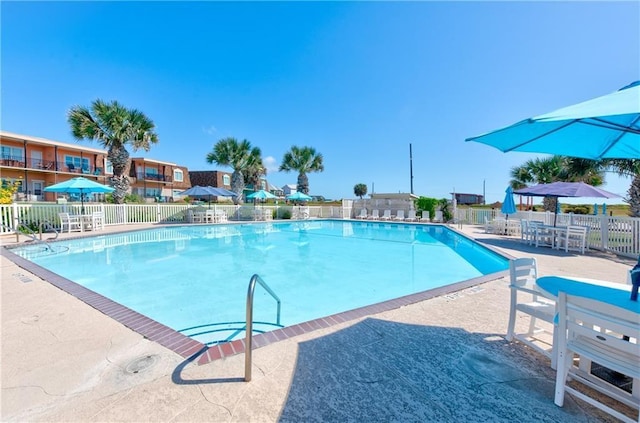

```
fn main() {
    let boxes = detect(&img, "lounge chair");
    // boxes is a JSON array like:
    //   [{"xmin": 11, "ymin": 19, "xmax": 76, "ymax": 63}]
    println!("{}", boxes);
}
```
[
  {"xmin": 355, "ymin": 209, "xmax": 367, "ymax": 219},
  {"xmin": 393, "ymin": 210, "xmax": 405, "ymax": 221},
  {"xmin": 368, "ymin": 209, "xmax": 379, "ymax": 220},
  {"xmin": 420, "ymin": 213, "xmax": 431, "ymax": 222},
  {"xmin": 433, "ymin": 210, "xmax": 443, "ymax": 223},
  {"xmin": 379, "ymin": 210, "xmax": 392, "ymax": 221},
  {"xmin": 404, "ymin": 209, "xmax": 417, "ymax": 222}
]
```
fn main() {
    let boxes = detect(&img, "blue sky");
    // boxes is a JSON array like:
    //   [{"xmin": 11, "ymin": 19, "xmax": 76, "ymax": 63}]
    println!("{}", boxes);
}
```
[{"xmin": 2, "ymin": 1, "xmax": 638, "ymax": 204}]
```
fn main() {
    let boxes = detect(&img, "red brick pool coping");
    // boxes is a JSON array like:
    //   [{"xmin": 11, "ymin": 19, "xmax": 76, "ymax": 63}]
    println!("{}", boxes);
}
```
[{"xmin": 2, "ymin": 227, "xmax": 509, "ymax": 366}]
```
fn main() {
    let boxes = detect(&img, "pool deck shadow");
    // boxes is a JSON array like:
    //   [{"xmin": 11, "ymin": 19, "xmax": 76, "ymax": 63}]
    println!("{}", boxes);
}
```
[{"xmin": 1, "ymin": 222, "xmax": 637, "ymax": 422}]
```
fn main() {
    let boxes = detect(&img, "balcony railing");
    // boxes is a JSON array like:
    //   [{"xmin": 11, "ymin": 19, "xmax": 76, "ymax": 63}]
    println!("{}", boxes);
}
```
[
  {"xmin": 1, "ymin": 156, "xmax": 104, "ymax": 176},
  {"xmin": 135, "ymin": 172, "xmax": 172, "ymax": 182}
]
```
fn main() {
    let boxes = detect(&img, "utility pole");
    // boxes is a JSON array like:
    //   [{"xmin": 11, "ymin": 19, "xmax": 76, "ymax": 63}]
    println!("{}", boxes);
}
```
[
  {"xmin": 409, "ymin": 143, "xmax": 414, "ymax": 194},
  {"xmin": 483, "ymin": 179, "xmax": 486, "ymax": 204}
]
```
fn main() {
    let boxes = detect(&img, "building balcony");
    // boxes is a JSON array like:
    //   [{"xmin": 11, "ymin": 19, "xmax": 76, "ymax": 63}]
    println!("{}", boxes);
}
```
[{"xmin": 135, "ymin": 172, "xmax": 172, "ymax": 183}]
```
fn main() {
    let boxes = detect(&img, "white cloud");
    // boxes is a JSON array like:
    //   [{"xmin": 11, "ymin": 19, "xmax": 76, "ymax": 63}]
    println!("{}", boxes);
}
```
[
  {"xmin": 203, "ymin": 125, "xmax": 218, "ymax": 135},
  {"xmin": 263, "ymin": 156, "xmax": 279, "ymax": 173}
]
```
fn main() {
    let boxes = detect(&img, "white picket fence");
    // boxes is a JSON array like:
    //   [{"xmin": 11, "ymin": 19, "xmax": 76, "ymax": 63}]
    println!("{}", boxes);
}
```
[
  {"xmin": 454, "ymin": 208, "xmax": 640, "ymax": 258},
  {"xmin": 2, "ymin": 202, "xmax": 638, "ymax": 258},
  {"xmin": 0, "ymin": 202, "xmax": 343, "ymax": 233}
]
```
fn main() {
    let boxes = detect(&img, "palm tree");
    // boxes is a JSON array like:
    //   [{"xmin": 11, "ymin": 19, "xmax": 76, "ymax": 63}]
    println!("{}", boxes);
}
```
[
  {"xmin": 605, "ymin": 159, "xmax": 640, "ymax": 216},
  {"xmin": 354, "ymin": 183, "xmax": 367, "ymax": 199},
  {"xmin": 279, "ymin": 146, "xmax": 324, "ymax": 194},
  {"xmin": 206, "ymin": 137, "xmax": 262, "ymax": 205},
  {"xmin": 67, "ymin": 99, "xmax": 158, "ymax": 204},
  {"xmin": 243, "ymin": 156, "xmax": 267, "ymax": 193}
]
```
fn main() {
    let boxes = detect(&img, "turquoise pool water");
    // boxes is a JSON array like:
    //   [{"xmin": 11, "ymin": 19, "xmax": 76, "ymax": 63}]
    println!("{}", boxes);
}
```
[{"xmin": 12, "ymin": 220, "xmax": 508, "ymax": 345}]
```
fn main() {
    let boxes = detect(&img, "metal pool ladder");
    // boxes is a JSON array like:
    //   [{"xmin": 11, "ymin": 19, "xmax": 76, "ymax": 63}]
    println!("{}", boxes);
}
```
[{"xmin": 245, "ymin": 274, "xmax": 281, "ymax": 382}]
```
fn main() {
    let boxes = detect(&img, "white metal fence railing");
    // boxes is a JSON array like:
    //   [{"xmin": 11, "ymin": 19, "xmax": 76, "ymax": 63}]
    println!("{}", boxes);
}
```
[
  {"xmin": 2, "ymin": 203, "xmax": 639, "ymax": 258},
  {"xmin": 0, "ymin": 203, "xmax": 339, "ymax": 232},
  {"xmin": 454, "ymin": 208, "xmax": 640, "ymax": 258}
]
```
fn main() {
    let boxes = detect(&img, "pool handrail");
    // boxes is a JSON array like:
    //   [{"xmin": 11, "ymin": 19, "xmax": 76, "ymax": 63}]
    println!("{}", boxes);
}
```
[{"xmin": 245, "ymin": 273, "xmax": 281, "ymax": 382}]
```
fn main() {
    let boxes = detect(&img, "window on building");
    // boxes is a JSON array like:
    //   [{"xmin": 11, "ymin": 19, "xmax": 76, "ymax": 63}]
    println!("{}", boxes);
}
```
[
  {"xmin": 1, "ymin": 178, "xmax": 24, "ymax": 192},
  {"xmin": 64, "ymin": 155, "xmax": 89, "ymax": 171},
  {"xmin": 105, "ymin": 159, "xmax": 113, "ymax": 174},
  {"xmin": 223, "ymin": 174, "xmax": 230, "ymax": 186},
  {"xmin": 1, "ymin": 146, "xmax": 24, "ymax": 161},
  {"xmin": 174, "ymin": 169, "xmax": 183, "ymax": 182},
  {"xmin": 145, "ymin": 188, "xmax": 161, "ymax": 197}
]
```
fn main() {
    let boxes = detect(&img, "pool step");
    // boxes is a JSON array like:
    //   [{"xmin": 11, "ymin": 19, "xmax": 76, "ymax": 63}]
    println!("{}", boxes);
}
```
[{"xmin": 179, "ymin": 321, "xmax": 284, "ymax": 346}]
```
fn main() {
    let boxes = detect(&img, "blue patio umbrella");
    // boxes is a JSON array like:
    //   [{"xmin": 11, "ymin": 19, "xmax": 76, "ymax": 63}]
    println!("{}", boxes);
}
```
[
  {"xmin": 466, "ymin": 81, "xmax": 640, "ymax": 160},
  {"xmin": 209, "ymin": 187, "xmax": 237, "ymax": 197},
  {"xmin": 286, "ymin": 192, "xmax": 313, "ymax": 202},
  {"xmin": 514, "ymin": 182, "xmax": 620, "ymax": 226},
  {"xmin": 246, "ymin": 189, "xmax": 277, "ymax": 200},
  {"xmin": 180, "ymin": 185, "xmax": 236, "ymax": 207},
  {"xmin": 466, "ymin": 81, "xmax": 639, "ymax": 300},
  {"xmin": 501, "ymin": 186, "xmax": 517, "ymax": 219},
  {"xmin": 44, "ymin": 176, "xmax": 114, "ymax": 213}
]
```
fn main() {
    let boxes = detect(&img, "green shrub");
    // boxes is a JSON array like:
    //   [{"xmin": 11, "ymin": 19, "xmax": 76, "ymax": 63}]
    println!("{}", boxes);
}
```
[
  {"xmin": 280, "ymin": 208, "xmax": 292, "ymax": 219},
  {"xmin": 416, "ymin": 197, "xmax": 438, "ymax": 220},
  {"xmin": 565, "ymin": 205, "xmax": 590, "ymax": 215}
]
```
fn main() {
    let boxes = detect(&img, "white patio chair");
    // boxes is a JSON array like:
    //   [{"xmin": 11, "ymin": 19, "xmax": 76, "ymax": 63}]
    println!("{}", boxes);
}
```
[
  {"xmin": 534, "ymin": 224, "xmax": 555, "ymax": 248},
  {"xmin": 393, "ymin": 210, "xmax": 405, "ymax": 221},
  {"xmin": 58, "ymin": 212, "xmax": 82, "ymax": 233},
  {"xmin": 205, "ymin": 209, "xmax": 216, "ymax": 223},
  {"xmin": 91, "ymin": 211, "xmax": 104, "ymax": 231},
  {"xmin": 506, "ymin": 257, "xmax": 557, "ymax": 367},
  {"xmin": 193, "ymin": 211, "xmax": 205, "ymax": 223},
  {"xmin": 368, "ymin": 209, "xmax": 379, "ymax": 220},
  {"xmin": 379, "ymin": 210, "xmax": 392, "ymax": 221},
  {"xmin": 404, "ymin": 209, "xmax": 417, "ymax": 222},
  {"xmin": 214, "ymin": 210, "xmax": 228, "ymax": 223},
  {"xmin": 520, "ymin": 219, "xmax": 531, "ymax": 243},
  {"xmin": 484, "ymin": 216, "xmax": 496, "ymax": 234},
  {"xmin": 556, "ymin": 225, "xmax": 588, "ymax": 254},
  {"xmin": 355, "ymin": 209, "xmax": 367, "ymax": 219},
  {"xmin": 554, "ymin": 292, "xmax": 639, "ymax": 422}
]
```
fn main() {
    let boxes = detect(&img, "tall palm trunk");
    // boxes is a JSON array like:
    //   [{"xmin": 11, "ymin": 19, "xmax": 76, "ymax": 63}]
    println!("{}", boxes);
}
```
[
  {"xmin": 542, "ymin": 197, "xmax": 556, "ymax": 213},
  {"xmin": 297, "ymin": 172, "xmax": 309, "ymax": 194},
  {"xmin": 109, "ymin": 145, "xmax": 130, "ymax": 204},
  {"xmin": 231, "ymin": 171, "xmax": 245, "ymax": 205}
]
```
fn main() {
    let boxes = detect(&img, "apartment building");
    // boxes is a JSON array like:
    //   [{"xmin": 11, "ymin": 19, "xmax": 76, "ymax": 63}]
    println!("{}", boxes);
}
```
[
  {"xmin": 0, "ymin": 131, "xmax": 109, "ymax": 201},
  {"xmin": 1, "ymin": 131, "xmax": 191, "ymax": 202},
  {"xmin": 129, "ymin": 157, "xmax": 191, "ymax": 201}
]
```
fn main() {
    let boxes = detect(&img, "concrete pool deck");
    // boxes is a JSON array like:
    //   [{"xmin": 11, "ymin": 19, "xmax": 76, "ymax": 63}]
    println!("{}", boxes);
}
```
[{"xmin": 1, "ymin": 222, "xmax": 637, "ymax": 422}]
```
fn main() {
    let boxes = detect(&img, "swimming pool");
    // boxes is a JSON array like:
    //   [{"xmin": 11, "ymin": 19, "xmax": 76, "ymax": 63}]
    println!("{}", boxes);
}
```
[{"xmin": 9, "ymin": 220, "xmax": 508, "ymax": 354}]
